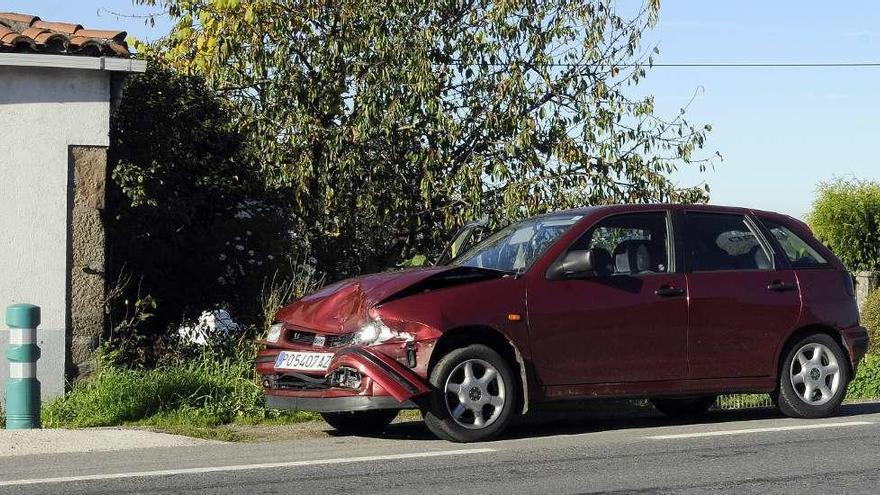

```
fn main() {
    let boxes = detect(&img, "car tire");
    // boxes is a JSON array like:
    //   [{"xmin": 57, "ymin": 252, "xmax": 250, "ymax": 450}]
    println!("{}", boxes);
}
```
[
  {"xmin": 320, "ymin": 410, "xmax": 398, "ymax": 434},
  {"xmin": 777, "ymin": 333, "xmax": 849, "ymax": 419},
  {"xmin": 651, "ymin": 396, "xmax": 716, "ymax": 418},
  {"xmin": 423, "ymin": 344, "xmax": 517, "ymax": 443}
]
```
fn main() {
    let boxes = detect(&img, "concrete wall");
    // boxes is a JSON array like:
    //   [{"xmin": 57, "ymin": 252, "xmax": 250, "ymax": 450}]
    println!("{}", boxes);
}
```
[{"xmin": 0, "ymin": 66, "xmax": 111, "ymax": 400}]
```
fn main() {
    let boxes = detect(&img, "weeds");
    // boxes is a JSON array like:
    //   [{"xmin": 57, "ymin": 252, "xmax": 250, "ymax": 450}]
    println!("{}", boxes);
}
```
[
  {"xmin": 42, "ymin": 344, "xmax": 318, "ymax": 431},
  {"xmin": 260, "ymin": 257, "xmax": 324, "ymax": 330}
]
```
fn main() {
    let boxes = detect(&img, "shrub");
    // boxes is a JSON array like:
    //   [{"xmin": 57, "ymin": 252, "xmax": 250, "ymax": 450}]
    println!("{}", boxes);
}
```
[
  {"xmin": 107, "ymin": 61, "xmax": 297, "ymax": 346},
  {"xmin": 808, "ymin": 178, "xmax": 880, "ymax": 272},
  {"xmin": 848, "ymin": 353, "xmax": 880, "ymax": 400},
  {"xmin": 863, "ymin": 290, "xmax": 880, "ymax": 355}
]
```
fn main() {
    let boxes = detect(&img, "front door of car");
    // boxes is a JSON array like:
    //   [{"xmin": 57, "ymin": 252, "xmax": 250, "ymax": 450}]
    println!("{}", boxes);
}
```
[
  {"xmin": 681, "ymin": 211, "xmax": 802, "ymax": 379},
  {"xmin": 527, "ymin": 211, "xmax": 689, "ymax": 385}
]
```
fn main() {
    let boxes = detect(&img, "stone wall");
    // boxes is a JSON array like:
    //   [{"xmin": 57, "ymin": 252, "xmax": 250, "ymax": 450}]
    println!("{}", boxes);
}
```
[
  {"xmin": 856, "ymin": 271, "xmax": 880, "ymax": 311},
  {"xmin": 68, "ymin": 146, "xmax": 107, "ymax": 378}
]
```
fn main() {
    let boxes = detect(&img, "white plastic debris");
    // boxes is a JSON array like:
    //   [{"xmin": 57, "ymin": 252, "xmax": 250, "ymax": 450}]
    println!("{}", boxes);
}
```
[{"xmin": 177, "ymin": 309, "xmax": 241, "ymax": 346}]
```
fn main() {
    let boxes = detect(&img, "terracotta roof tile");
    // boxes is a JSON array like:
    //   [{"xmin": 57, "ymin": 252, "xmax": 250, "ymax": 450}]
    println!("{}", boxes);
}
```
[
  {"xmin": 31, "ymin": 21, "xmax": 83, "ymax": 35},
  {"xmin": 0, "ymin": 12, "xmax": 131, "ymax": 58},
  {"xmin": 76, "ymin": 29, "xmax": 127, "ymax": 43},
  {"xmin": 0, "ymin": 13, "xmax": 37, "ymax": 26},
  {"xmin": 21, "ymin": 27, "xmax": 66, "ymax": 47},
  {"xmin": 0, "ymin": 25, "xmax": 34, "ymax": 48}
]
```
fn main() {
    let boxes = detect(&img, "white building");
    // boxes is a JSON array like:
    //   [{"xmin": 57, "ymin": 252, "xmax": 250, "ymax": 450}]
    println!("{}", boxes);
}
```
[{"xmin": 0, "ymin": 12, "xmax": 146, "ymax": 400}]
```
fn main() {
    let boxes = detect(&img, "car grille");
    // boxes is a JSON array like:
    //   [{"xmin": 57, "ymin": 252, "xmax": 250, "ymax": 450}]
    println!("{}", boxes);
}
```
[
  {"xmin": 287, "ymin": 329, "xmax": 317, "ymax": 345},
  {"xmin": 286, "ymin": 328, "xmax": 354, "ymax": 348},
  {"xmin": 265, "ymin": 373, "xmax": 330, "ymax": 391}
]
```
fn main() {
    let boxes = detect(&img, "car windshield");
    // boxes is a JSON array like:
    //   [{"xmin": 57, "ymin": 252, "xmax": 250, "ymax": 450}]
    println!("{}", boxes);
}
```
[{"xmin": 448, "ymin": 214, "xmax": 583, "ymax": 273}]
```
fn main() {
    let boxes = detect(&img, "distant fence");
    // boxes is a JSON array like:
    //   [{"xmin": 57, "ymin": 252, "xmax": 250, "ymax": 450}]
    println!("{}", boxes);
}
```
[{"xmin": 715, "ymin": 394, "xmax": 773, "ymax": 410}]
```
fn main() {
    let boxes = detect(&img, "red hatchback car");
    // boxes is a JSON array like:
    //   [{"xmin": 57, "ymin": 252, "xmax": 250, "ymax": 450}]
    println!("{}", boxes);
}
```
[{"xmin": 257, "ymin": 204, "xmax": 869, "ymax": 442}]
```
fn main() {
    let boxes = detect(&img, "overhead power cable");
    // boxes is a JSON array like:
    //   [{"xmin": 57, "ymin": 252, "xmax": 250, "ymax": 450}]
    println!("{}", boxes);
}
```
[{"xmin": 546, "ymin": 62, "xmax": 880, "ymax": 68}]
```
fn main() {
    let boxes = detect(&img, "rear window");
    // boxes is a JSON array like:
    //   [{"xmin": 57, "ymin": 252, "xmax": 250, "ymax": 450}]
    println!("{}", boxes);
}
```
[
  {"xmin": 761, "ymin": 219, "xmax": 828, "ymax": 268},
  {"xmin": 685, "ymin": 213, "xmax": 772, "ymax": 272}
]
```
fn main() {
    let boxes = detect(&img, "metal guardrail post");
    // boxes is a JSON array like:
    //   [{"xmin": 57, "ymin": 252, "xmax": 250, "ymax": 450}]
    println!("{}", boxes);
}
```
[{"xmin": 5, "ymin": 303, "xmax": 41, "ymax": 429}]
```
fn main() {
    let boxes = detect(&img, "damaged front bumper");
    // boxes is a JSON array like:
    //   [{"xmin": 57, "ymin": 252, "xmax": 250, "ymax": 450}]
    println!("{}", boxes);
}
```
[
  {"xmin": 257, "ymin": 346, "xmax": 432, "ymax": 413},
  {"xmin": 266, "ymin": 395, "xmax": 415, "ymax": 413}
]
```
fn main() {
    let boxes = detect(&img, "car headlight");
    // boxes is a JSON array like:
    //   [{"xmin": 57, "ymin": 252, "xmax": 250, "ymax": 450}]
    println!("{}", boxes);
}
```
[
  {"xmin": 353, "ymin": 319, "xmax": 410, "ymax": 346},
  {"xmin": 266, "ymin": 323, "xmax": 284, "ymax": 343}
]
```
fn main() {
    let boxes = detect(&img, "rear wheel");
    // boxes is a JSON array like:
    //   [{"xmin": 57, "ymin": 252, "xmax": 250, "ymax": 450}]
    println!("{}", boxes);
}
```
[
  {"xmin": 777, "ymin": 333, "xmax": 849, "ymax": 418},
  {"xmin": 651, "ymin": 396, "xmax": 716, "ymax": 418},
  {"xmin": 321, "ymin": 410, "xmax": 398, "ymax": 434},
  {"xmin": 423, "ymin": 344, "xmax": 517, "ymax": 443}
]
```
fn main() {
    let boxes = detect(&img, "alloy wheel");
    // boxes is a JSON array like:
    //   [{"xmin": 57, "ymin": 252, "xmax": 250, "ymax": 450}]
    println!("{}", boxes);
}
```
[
  {"xmin": 443, "ymin": 358, "xmax": 506, "ymax": 429},
  {"xmin": 789, "ymin": 342, "xmax": 842, "ymax": 406}
]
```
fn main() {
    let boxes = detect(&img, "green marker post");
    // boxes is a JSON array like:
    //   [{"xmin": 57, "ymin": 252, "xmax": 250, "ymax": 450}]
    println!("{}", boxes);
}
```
[{"xmin": 5, "ymin": 304, "xmax": 41, "ymax": 429}]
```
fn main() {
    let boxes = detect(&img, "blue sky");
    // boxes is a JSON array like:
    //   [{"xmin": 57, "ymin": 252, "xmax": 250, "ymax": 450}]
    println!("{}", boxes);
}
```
[{"xmin": 8, "ymin": 1, "xmax": 880, "ymax": 219}]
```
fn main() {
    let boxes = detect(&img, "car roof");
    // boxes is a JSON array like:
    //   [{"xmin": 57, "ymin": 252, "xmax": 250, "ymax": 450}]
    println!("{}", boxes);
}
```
[
  {"xmin": 537, "ymin": 203, "xmax": 806, "ymax": 231},
  {"xmin": 552, "ymin": 203, "xmax": 787, "ymax": 218},
  {"xmin": 524, "ymin": 204, "xmax": 807, "ymax": 235}
]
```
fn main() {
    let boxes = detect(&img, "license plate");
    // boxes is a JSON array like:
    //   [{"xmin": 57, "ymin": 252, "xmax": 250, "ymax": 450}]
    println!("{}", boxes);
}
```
[{"xmin": 274, "ymin": 351, "xmax": 334, "ymax": 372}]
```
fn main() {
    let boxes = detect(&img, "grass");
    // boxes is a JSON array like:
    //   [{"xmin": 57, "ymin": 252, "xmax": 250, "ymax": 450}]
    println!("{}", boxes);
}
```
[{"xmin": 40, "ymin": 345, "xmax": 319, "ymax": 437}]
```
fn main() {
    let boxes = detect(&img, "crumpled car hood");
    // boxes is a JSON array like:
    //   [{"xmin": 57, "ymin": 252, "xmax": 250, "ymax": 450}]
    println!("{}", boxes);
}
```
[{"xmin": 274, "ymin": 265, "xmax": 507, "ymax": 333}]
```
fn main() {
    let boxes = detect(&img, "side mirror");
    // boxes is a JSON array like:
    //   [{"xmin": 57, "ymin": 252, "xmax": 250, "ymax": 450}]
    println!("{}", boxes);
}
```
[{"xmin": 547, "ymin": 248, "xmax": 613, "ymax": 280}]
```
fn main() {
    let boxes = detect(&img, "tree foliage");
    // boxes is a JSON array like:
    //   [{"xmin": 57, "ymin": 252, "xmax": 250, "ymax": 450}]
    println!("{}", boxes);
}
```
[
  {"xmin": 135, "ymin": 0, "xmax": 715, "ymax": 277},
  {"xmin": 108, "ymin": 61, "xmax": 293, "ymax": 337},
  {"xmin": 808, "ymin": 178, "xmax": 880, "ymax": 272}
]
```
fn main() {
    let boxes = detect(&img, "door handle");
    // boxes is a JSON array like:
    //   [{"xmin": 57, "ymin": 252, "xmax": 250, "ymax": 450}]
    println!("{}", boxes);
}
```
[
  {"xmin": 655, "ymin": 286, "xmax": 686, "ymax": 297},
  {"xmin": 768, "ymin": 281, "xmax": 797, "ymax": 293}
]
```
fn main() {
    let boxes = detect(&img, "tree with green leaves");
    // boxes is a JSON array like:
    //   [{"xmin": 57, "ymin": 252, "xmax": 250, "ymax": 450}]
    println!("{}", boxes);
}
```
[
  {"xmin": 135, "ymin": 0, "xmax": 715, "ymax": 277},
  {"xmin": 808, "ymin": 178, "xmax": 880, "ymax": 272},
  {"xmin": 108, "ymin": 62, "xmax": 295, "ymax": 344}
]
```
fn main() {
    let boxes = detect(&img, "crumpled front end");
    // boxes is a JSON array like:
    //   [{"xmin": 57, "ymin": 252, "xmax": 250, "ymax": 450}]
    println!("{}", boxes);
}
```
[
  {"xmin": 258, "ymin": 343, "xmax": 434, "ymax": 413},
  {"xmin": 256, "ymin": 265, "xmax": 479, "ymax": 413}
]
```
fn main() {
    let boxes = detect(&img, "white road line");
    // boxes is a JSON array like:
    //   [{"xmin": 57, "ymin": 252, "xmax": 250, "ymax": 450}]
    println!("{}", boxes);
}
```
[
  {"xmin": 0, "ymin": 448, "xmax": 496, "ymax": 487},
  {"xmin": 646, "ymin": 421, "xmax": 874, "ymax": 440}
]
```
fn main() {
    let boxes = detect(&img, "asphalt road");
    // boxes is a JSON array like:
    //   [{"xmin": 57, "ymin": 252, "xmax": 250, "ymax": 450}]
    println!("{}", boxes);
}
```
[{"xmin": 3, "ymin": 402, "xmax": 880, "ymax": 494}]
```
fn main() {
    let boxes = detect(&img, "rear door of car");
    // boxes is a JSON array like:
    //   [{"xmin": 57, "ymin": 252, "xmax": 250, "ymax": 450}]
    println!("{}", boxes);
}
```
[
  {"xmin": 681, "ymin": 211, "xmax": 802, "ymax": 379},
  {"xmin": 757, "ymin": 215, "xmax": 859, "ymax": 331}
]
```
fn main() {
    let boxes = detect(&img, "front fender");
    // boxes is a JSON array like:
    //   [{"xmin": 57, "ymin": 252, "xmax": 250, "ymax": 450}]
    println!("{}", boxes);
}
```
[{"xmin": 328, "ymin": 347, "xmax": 432, "ymax": 402}]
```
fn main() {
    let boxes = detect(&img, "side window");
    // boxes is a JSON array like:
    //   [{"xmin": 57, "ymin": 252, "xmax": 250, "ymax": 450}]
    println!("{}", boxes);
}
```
[
  {"xmin": 761, "ymin": 219, "xmax": 828, "ymax": 268},
  {"xmin": 573, "ymin": 213, "xmax": 669, "ymax": 275},
  {"xmin": 686, "ymin": 213, "xmax": 772, "ymax": 272}
]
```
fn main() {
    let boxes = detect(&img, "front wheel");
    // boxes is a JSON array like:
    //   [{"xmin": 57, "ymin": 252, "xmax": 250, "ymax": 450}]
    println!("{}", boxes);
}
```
[
  {"xmin": 777, "ymin": 333, "xmax": 849, "ymax": 418},
  {"xmin": 423, "ymin": 344, "xmax": 517, "ymax": 443},
  {"xmin": 321, "ymin": 410, "xmax": 398, "ymax": 434}
]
